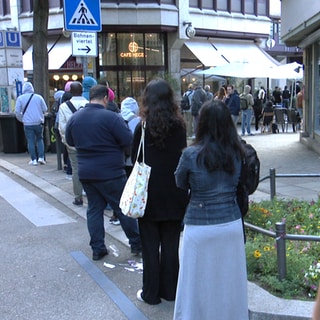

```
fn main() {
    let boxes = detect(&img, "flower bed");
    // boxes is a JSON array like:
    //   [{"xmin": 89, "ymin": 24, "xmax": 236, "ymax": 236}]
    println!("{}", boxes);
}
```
[{"xmin": 245, "ymin": 198, "xmax": 320, "ymax": 300}]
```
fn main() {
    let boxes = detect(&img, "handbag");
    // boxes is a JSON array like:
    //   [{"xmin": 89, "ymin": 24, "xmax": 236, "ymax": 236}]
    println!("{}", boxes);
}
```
[{"xmin": 119, "ymin": 122, "xmax": 151, "ymax": 218}]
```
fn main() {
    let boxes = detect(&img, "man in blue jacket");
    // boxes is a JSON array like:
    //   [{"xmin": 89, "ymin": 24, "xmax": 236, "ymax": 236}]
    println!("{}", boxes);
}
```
[
  {"xmin": 225, "ymin": 84, "xmax": 240, "ymax": 127},
  {"xmin": 66, "ymin": 84, "xmax": 141, "ymax": 260}
]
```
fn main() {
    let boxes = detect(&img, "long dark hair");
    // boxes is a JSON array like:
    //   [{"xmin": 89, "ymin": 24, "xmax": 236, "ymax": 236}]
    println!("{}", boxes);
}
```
[
  {"xmin": 141, "ymin": 78, "xmax": 185, "ymax": 149},
  {"xmin": 193, "ymin": 99, "xmax": 244, "ymax": 174}
]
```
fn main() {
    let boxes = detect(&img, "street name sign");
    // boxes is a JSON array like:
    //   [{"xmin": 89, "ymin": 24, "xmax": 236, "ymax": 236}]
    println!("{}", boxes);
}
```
[
  {"xmin": 64, "ymin": 0, "xmax": 101, "ymax": 32},
  {"xmin": 72, "ymin": 32, "xmax": 97, "ymax": 57}
]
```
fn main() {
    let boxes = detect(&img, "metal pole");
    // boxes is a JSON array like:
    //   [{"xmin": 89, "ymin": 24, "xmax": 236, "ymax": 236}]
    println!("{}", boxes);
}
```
[
  {"xmin": 270, "ymin": 168, "xmax": 276, "ymax": 200},
  {"xmin": 82, "ymin": 57, "xmax": 88, "ymax": 76},
  {"xmin": 276, "ymin": 221, "xmax": 287, "ymax": 281}
]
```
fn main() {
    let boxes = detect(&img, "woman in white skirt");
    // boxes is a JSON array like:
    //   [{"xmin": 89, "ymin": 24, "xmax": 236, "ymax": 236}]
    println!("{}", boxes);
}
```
[{"xmin": 174, "ymin": 100, "xmax": 249, "ymax": 320}]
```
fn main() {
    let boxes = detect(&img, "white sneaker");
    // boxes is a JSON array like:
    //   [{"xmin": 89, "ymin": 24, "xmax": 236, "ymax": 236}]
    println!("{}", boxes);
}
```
[
  {"xmin": 38, "ymin": 157, "xmax": 46, "ymax": 165},
  {"xmin": 136, "ymin": 290, "xmax": 144, "ymax": 302},
  {"xmin": 29, "ymin": 159, "xmax": 38, "ymax": 166},
  {"xmin": 65, "ymin": 174, "xmax": 72, "ymax": 180}
]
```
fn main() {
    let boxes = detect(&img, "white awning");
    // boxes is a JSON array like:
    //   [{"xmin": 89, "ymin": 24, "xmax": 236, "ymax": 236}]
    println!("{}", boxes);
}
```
[
  {"xmin": 209, "ymin": 39, "xmax": 280, "ymax": 67},
  {"xmin": 23, "ymin": 38, "xmax": 72, "ymax": 71},
  {"xmin": 184, "ymin": 40, "xmax": 228, "ymax": 67}
]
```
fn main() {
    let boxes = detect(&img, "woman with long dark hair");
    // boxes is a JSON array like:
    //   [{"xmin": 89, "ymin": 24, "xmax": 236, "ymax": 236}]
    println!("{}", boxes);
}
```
[
  {"xmin": 132, "ymin": 78, "xmax": 188, "ymax": 305},
  {"xmin": 173, "ymin": 100, "xmax": 249, "ymax": 319}
]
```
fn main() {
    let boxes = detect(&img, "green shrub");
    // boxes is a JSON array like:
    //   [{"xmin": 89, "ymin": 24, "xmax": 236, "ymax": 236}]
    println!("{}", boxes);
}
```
[{"xmin": 245, "ymin": 198, "xmax": 320, "ymax": 299}]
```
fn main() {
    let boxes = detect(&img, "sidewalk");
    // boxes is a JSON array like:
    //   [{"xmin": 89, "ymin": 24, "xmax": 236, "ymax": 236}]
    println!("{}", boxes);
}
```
[{"xmin": 0, "ymin": 131, "xmax": 318, "ymax": 319}]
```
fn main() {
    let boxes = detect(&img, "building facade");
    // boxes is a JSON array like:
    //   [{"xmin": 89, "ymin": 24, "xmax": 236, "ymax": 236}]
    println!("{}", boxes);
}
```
[
  {"xmin": 281, "ymin": 0, "xmax": 320, "ymax": 152},
  {"xmin": 0, "ymin": 0, "xmax": 301, "ymax": 107}
]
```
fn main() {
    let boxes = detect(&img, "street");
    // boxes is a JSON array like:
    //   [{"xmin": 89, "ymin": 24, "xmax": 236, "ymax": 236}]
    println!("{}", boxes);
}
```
[{"xmin": 0, "ymin": 168, "xmax": 174, "ymax": 320}]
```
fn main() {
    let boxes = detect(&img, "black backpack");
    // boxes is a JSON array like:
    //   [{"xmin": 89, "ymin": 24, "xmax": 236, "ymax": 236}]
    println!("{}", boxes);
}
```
[
  {"xmin": 237, "ymin": 139, "xmax": 260, "ymax": 217},
  {"xmin": 180, "ymin": 91, "xmax": 191, "ymax": 111}
]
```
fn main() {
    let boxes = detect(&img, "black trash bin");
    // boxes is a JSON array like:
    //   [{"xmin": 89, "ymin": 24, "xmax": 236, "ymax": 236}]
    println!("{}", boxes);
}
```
[{"xmin": 0, "ymin": 113, "xmax": 26, "ymax": 153}]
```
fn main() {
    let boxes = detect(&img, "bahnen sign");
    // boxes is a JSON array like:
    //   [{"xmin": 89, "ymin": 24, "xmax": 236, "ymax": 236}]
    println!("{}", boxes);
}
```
[{"xmin": 72, "ymin": 32, "xmax": 97, "ymax": 57}]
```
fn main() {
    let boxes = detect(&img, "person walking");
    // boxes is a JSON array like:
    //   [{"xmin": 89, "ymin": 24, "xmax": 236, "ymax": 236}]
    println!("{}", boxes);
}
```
[
  {"xmin": 66, "ymin": 84, "xmax": 141, "ymax": 260},
  {"xmin": 191, "ymin": 81, "xmax": 207, "ymax": 136},
  {"xmin": 15, "ymin": 82, "xmax": 48, "ymax": 165},
  {"xmin": 240, "ymin": 84, "xmax": 255, "ymax": 136},
  {"xmin": 173, "ymin": 99, "xmax": 249, "ymax": 320},
  {"xmin": 181, "ymin": 84, "xmax": 194, "ymax": 138},
  {"xmin": 132, "ymin": 79, "xmax": 189, "ymax": 305},
  {"xmin": 58, "ymin": 81, "xmax": 88, "ymax": 206},
  {"xmin": 225, "ymin": 84, "xmax": 240, "ymax": 126},
  {"xmin": 204, "ymin": 84, "xmax": 213, "ymax": 100}
]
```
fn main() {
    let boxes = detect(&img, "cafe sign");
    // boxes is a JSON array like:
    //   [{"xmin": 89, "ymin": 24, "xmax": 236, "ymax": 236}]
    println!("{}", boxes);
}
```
[{"xmin": 120, "ymin": 42, "xmax": 144, "ymax": 58}]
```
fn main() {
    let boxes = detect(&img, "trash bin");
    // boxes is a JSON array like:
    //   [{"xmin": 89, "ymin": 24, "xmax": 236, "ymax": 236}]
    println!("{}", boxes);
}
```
[{"xmin": 0, "ymin": 113, "xmax": 26, "ymax": 153}]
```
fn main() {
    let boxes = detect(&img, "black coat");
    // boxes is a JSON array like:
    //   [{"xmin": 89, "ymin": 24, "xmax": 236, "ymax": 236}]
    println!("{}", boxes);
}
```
[{"xmin": 132, "ymin": 122, "xmax": 189, "ymax": 221}]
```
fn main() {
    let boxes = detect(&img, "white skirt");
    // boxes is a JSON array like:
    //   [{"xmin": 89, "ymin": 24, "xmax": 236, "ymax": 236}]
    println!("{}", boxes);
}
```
[{"xmin": 173, "ymin": 219, "xmax": 249, "ymax": 320}]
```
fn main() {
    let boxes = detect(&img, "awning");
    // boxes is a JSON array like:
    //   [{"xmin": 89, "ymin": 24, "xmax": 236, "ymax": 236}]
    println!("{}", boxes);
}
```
[
  {"xmin": 23, "ymin": 37, "xmax": 72, "ymax": 71},
  {"xmin": 209, "ymin": 39, "xmax": 280, "ymax": 67},
  {"xmin": 184, "ymin": 40, "xmax": 228, "ymax": 67},
  {"xmin": 184, "ymin": 38, "xmax": 279, "ymax": 70}
]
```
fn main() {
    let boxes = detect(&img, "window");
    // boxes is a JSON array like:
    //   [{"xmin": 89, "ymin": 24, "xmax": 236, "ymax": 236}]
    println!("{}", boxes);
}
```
[
  {"xmin": 21, "ymin": 0, "xmax": 33, "ymax": 13},
  {"xmin": 0, "ymin": 0, "xmax": 10, "ymax": 16}
]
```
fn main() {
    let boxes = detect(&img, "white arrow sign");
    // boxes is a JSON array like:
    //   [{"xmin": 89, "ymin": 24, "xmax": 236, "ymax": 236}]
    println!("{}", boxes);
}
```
[{"xmin": 72, "ymin": 31, "xmax": 97, "ymax": 57}]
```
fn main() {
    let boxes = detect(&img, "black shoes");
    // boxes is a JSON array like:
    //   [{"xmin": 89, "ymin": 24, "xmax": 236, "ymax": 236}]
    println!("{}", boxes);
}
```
[
  {"xmin": 73, "ymin": 198, "xmax": 83, "ymax": 206},
  {"xmin": 92, "ymin": 248, "xmax": 109, "ymax": 261},
  {"xmin": 131, "ymin": 248, "xmax": 142, "ymax": 256}
]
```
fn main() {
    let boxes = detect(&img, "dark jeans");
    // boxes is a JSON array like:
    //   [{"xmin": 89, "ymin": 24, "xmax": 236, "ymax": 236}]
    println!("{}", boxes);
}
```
[
  {"xmin": 24, "ymin": 124, "xmax": 44, "ymax": 160},
  {"xmin": 138, "ymin": 219, "xmax": 182, "ymax": 304},
  {"xmin": 82, "ymin": 176, "xmax": 141, "ymax": 254}
]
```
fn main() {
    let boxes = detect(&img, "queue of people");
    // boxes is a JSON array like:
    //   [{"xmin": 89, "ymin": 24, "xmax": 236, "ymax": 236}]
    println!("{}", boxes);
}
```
[{"xmin": 15, "ymin": 77, "xmax": 309, "ymax": 319}]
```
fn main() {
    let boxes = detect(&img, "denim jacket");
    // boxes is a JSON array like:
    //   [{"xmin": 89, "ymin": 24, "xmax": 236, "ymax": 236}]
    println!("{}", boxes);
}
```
[{"xmin": 175, "ymin": 145, "xmax": 242, "ymax": 225}]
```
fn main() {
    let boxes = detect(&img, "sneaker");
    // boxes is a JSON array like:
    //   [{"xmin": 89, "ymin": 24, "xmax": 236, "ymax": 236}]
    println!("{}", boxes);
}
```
[
  {"xmin": 110, "ymin": 220, "xmax": 120, "ymax": 225},
  {"xmin": 248, "ymin": 133, "xmax": 255, "ymax": 136},
  {"xmin": 73, "ymin": 198, "xmax": 83, "ymax": 206},
  {"xmin": 65, "ymin": 174, "xmax": 72, "ymax": 180},
  {"xmin": 29, "ymin": 159, "xmax": 38, "ymax": 166},
  {"xmin": 38, "ymin": 157, "xmax": 46, "ymax": 165},
  {"xmin": 136, "ymin": 290, "xmax": 144, "ymax": 302}
]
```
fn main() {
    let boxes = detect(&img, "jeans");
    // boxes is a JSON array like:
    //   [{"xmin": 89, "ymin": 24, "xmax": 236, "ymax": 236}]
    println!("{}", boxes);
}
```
[
  {"xmin": 24, "ymin": 124, "xmax": 44, "ymax": 160},
  {"xmin": 241, "ymin": 108, "xmax": 253, "ymax": 135},
  {"xmin": 66, "ymin": 146, "xmax": 83, "ymax": 200},
  {"xmin": 81, "ymin": 176, "xmax": 141, "ymax": 254}
]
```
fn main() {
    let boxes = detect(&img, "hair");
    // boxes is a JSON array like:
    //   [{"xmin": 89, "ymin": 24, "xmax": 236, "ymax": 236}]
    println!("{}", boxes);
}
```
[
  {"xmin": 215, "ymin": 86, "xmax": 226, "ymax": 100},
  {"xmin": 141, "ymin": 78, "xmax": 185, "ymax": 149},
  {"xmin": 193, "ymin": 99, "xmax": 244, "ymax": 173},
  {"xmin": 89, "ymin": 84, "xmax": 109, "ymax": 101},
  {"xmin": 70, "ymin": 81, "xmax": 83, "ymax": 96}
]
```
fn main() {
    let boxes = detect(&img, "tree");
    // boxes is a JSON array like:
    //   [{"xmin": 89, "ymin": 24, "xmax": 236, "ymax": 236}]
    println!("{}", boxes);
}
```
[{"xmin": 32, "ymin": 0, "xmax": 49, "ymax": 103}]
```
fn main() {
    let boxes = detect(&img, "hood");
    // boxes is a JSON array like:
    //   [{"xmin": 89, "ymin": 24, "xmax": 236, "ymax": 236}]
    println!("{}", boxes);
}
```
[
  {"xmin": 54, "ymin": 90, "xmax": 64, "ymax": 102},
  {"xmin": 108, "ymin": 88, "xmax": 115, "ymax": 101},
  {"xmin": 22, "ymin": 82, "xmax": 34, "ymax": 94},
  {"xmin": 82, "ymin": 76, "xmax": 97, "ymax": 91},
  {"xmin": 120, "ymin": 97, "xmax": 139, "ymax": 121},
  {"xmin": 64, "ymin": 81, "xmax": 73, "ymax": 92}
]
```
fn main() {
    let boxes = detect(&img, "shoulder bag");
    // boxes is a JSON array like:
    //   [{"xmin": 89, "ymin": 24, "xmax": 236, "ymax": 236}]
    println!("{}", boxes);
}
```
[{"xmin": 119, "ymin": 122, "xmax": 151, "ymax": 218}]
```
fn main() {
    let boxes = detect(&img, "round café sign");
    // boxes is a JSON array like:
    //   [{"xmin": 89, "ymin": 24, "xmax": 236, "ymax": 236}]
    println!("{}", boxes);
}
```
[{"xmin": 120, "ymin": 41, "xmax": 144, "ymax": 58}]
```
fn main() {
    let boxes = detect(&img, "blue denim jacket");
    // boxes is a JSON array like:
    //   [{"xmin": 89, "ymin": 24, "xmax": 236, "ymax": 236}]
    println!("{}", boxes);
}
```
[{"xmin": 175, "ymin": 145, "xmax": 242, "ymax": 225}]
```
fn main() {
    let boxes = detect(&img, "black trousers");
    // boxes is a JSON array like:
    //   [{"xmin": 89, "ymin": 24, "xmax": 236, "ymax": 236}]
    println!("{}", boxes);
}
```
[{"xmin": 138, "ymin": 219, "xmax": 182, "ymax": 304}]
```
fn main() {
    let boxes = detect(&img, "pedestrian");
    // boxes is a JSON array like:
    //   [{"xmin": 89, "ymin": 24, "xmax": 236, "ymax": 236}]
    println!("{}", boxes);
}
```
[
  {"xmin": 58, "ymin": 81, "xmax": 88, "ymax": 206},
  {"xmin": 191, "ymin": 81, "xmax": 207, "ymax": 136},
  {"xmin": 272, "ymin": 86, "xmax": 282, "ymax": 106},
  {"xmin": 82, "ymin": 76, "xmax": 97, "ymax": 100},
  {"xmin": 15, "ymin": 82, "xmax": 48, "ymax": 166},
  {"xmin": 214, "ymin": 86, "xmax": 227, "ymax": 102},
  {"xmin": 173, "ymin": 99, "xmax": 249, "ymax": 320},
  {"xmin": 66, "ymin": 84, "xmax": 141, "ymax": 260},
  {"xmin": 180, "ymin": 84, "xmax": 194, "ymax": 138},
  {"xmin": 120, "ymin": 97, "xmax": 141, "ymax": 177},
  {"xmin": 204, "ymin": 84, "xmax": 213, "ymax": 100},
  {"xmin": 282, "ymin": 85, "xmax": 290, "ymax": 109},
  {"xmin": 225, "ymin": 84, "xmax": 240, "ymax": 126},
  {"xmin": 132, "ymin": 79, "xmax": 189, "ymax": 305},
  {"xmin": 240, "ymin": 84, "xmax": 255, "ymax": 136}
]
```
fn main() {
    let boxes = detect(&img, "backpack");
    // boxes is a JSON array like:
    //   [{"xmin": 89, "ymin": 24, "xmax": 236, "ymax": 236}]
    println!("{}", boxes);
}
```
[
  {"xmin": 237, "ymin": 139, "xmax": 260, "ymax": 217},
  {"xmin": 240, "ymin": 95, "xmax": 248, "ymax": 110},
  {"xmin": 241, "ymin": 139, "xmax": 260, "ymax": 195},
  {"xmin": 180, "ymin": 91, "xmax": 191, "ymax": 111}
]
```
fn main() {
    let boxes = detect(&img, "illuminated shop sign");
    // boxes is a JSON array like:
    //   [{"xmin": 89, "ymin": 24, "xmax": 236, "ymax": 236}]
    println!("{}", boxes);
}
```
[{"xmin": 120, "ymin": 41, "xmax": 144, "ymax": 58}]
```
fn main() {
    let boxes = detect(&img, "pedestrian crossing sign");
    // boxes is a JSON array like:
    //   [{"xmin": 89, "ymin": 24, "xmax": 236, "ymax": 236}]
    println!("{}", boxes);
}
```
[{"xmin": 64, "ymin": 0, "xmax": 101, "ymax": 32}]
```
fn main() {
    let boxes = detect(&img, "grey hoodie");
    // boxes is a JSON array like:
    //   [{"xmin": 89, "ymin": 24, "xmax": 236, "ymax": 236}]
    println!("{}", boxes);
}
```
[{"xmin": 15, "ymin": 82, "xmax": 48, "ymax": 125}]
